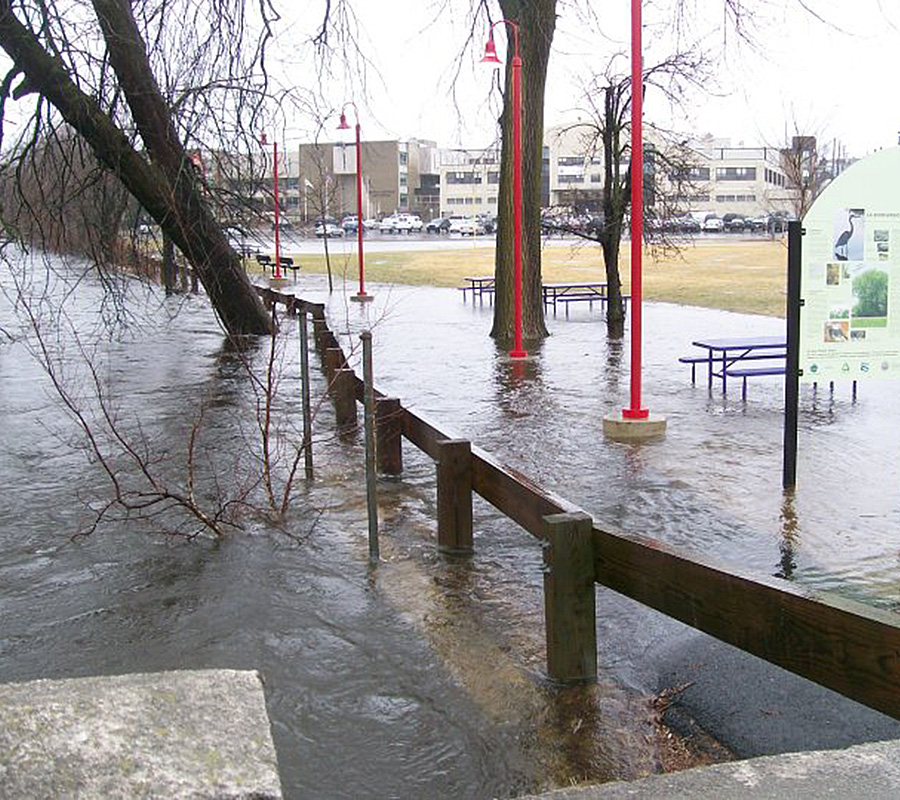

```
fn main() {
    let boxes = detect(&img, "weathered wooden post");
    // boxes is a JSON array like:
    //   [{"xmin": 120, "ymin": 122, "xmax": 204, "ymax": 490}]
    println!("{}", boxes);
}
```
[
  {"xmin": 436, "ymin": 439, "xmax": 473, "ymax": 553},
  {"xmin": 375, "ymin": 397, "xmax": 403, "ymax": 475},
  {"xmin": 361, "ymin": 331, "xmax": 379, "ymax": 562},
  {"xmin": 313, "ymin": 318, "xmax": 330, "ymax": 354},
  {"xmin": 542, "ymin": 512, "xmax": 597, "ymax": 684},
  {"xmin": 298, "ymin": 309, "xmax": 314, "ymax": 480},
  {"xmin": 332, "ymin": 368, "xmax": 357, "ymax": 431},
  {"xmin": 324, "ymin": 347, "xmax": 345, "ymax": 382}
]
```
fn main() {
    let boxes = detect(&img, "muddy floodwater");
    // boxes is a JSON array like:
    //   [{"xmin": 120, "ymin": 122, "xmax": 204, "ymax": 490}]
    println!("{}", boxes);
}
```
[{"xmin": 2, "ymin": 257, "xmax": 900, "ymax": 798}]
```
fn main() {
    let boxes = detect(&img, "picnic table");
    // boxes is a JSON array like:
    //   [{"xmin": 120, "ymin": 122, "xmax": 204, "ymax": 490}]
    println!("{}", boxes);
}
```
[
  {"xmin": 684, "ymin": 335, "xmax": 786, "ymax": 397},
  {"xmin": 542, "ymin": 282, "xmax": 607, "ymax": 311},
  {"xmin": 459, "ymin": 276, "xmax": 495, "ymax": 301}
]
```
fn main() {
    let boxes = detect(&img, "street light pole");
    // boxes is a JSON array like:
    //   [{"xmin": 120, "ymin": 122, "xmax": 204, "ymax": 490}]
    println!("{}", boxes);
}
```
[
  {"xmin": 339, "ymin": 104, "xmax": 373, "ymax": 302},
  {"xmin": 482, "ymin": 21, "xmax": 527, "ymax": 359},
  {"xmin": 260, "ymin": 133, "xmax": 283, "ymax": 281},
  {"xmin": 622, "ymin": 0, "xmax": 647, "ymax": 419},
  {"xmin": 601, "ymin": 0, "xmax": 666, "ymax": 440}
]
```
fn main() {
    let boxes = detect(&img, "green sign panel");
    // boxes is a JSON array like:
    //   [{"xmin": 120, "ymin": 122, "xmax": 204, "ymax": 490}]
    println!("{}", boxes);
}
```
[{"xmin": 800, "ymin": 148, "xmax": 900, "ymax": 383}]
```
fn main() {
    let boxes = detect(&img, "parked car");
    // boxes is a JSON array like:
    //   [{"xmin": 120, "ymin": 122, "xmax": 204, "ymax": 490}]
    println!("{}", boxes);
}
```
[
  {"xmin": 450, "ymin": 216, "xmax": 485, "ymax": 236},
  {"xmin": 675, "ymin": 215, "xmax": 701, "ymax": 233},
  {"xmin": 702, "ymin": 215, "xmax": 724, "ymax": 232},
  {"xmin": 722, "ymin": 213, "xmax": 747, "ymax": 232},
  {"xmin": 315, "ymin": 221, "xmax": 344, "ymax": 238},
  {"xmin": 378, "ymin": 215, "xmax": 400, "ymax": 233},
  {"xmin": 341, "ymin": 216, "xmax": 359, "ymax": 233},
  {"xmin": 747, "ymin": 216, "xmax": 768, "ymax": 232},
  {"xmin": 394, "ymin": 214, "xmax": 423, "ymax": 234},
  {"xmin": 477, "ymin": 214, "xmax": 497, "ymax": 234},
  {"xmin": 426, "ymin": 217, "xmax": 452, "ymax": 234},
  {"xmin": 362, "ymin": 218, "xmax": 380, "ymax": 231}
]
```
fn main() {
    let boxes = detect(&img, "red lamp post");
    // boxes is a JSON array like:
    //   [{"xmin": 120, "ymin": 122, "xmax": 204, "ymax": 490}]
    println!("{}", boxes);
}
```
[
  {"xmin": 622, "ymin": 0, "xmax": 648, "ymax": 419},
  {"xmin": 482, "ymin": 21, "xmax": 527, "ymax": 359},
  {"xmin": 338, "ymin": 104, "xmax": 372, "ymax": 302},
  {"xmin": 260, "ymin": 133, "xmax": 283, "ymax": 281}
]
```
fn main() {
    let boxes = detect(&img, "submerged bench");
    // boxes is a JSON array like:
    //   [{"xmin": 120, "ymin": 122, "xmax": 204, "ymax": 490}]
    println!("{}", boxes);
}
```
[
  {"xmin": 725, "ymin": 364, "xmax": 787, "ymax": 400},
  {"xmin": 679, "ymin": 351, "xmax": 787, "ymax": 384}
]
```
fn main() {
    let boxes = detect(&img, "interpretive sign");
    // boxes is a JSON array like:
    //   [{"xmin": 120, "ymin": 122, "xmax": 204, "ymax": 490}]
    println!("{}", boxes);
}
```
[{"xmin": 799, "ymin": 148, "xmax": 900, "ymax": 383}]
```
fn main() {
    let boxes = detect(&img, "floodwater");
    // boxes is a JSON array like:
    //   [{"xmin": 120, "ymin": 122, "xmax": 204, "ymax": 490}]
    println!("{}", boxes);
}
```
[{"xmin": 2, "ymin": 251, "xmax": 900, "ymax": 798}]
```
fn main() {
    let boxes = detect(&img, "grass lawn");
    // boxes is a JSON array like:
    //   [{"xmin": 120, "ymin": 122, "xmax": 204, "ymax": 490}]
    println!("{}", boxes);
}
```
[
  {"xmin": 264, "ymin": 237, "xmax": 790, "ymax": 319},
  {"xmin": 852, "ymin": 317, "xmax": 888, "ymax": 328}
]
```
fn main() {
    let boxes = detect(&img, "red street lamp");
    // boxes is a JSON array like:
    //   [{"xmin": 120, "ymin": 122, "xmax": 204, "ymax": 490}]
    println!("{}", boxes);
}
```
[
  {"xmin": 260, "ymin": 133, "xmax": 283, "ymax": 281},
  {"xmin": 622, "ymin": 0, "xmax": 648, "ymax": 420},
  {"xmin": 482, "ymin": 20, "xmax": 527, "ymax": 359},
  {"xmin": 338, "ymin": 103, "xmax": 372, "ymax": 302}
]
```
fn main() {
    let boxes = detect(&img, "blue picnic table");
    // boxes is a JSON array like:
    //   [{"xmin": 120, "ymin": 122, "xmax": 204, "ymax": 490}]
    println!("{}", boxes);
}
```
[{"xmin": 687, "ymin": 335, "xmax": 786, "ymax": 397}]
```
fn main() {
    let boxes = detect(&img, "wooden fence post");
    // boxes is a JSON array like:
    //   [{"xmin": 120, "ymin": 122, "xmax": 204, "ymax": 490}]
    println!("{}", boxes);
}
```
[
  {"xmin": 332, "ymin": 367, "xmax": 357, "ymax": 431},
  {"xmin": 542, "ymin": 512, "xmax": 597, "ymax": 684},
  {"xmin": 375, "ymin": 397, "xmax": 403, "ymax": 475},
  {"xmin": 436, "ymin": 439, "xmax": 473, "ymax": 553},
  {"xmin": 324, "ymin": 347, "xmax": 345, "ymax": 382}
]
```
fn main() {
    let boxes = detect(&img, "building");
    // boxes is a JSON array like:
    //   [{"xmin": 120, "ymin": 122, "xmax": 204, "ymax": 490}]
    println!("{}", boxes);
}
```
[
  {"xmin": 295, "ymin": 138, "xmax": 438, "ymax": 221},
  {"xmin": 437, "ymin": 148, "xmax": 501, "ymax": 218},
  {"xmin": 544, "ymin": 124, "xmax": 797, "ymax": 220}
]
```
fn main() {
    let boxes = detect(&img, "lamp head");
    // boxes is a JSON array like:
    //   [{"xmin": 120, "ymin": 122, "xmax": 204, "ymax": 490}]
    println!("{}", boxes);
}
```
[
  {"xmin": 337, "ymin": 112, "xmax": 350, "ymax": 130},
  {"xmin": 481, "ymin": 34, "xmax": 502, "ymax": 65}
]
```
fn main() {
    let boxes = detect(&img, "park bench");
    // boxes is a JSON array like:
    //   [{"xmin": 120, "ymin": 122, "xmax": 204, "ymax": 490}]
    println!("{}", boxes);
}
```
[
  {"xmin": 724, "ymin": 364, "xmax": 787, "ymax": 400},
  {"xmin": 679, "ymin": 351, "xmax": 786, "ymax": 384}
]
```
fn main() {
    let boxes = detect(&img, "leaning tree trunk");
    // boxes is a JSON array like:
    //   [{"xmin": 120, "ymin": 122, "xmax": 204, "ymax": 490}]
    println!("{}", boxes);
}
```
[
  {"xmin": 491, "ymin": 0, "xmax": 556, "ymax": 345},
  {"xmin": 0, "ymin": 0, "xmax": 271, "ymax": 336}
]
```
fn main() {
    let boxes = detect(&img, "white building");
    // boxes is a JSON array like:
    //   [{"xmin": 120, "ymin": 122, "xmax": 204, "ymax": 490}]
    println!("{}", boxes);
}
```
[{"xmin": 437, "ymin": 148, "xmax": 501, "ymax": 218}]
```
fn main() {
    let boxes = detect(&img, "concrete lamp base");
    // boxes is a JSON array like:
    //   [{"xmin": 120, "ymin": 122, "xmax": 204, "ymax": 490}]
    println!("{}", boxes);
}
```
[
  {"xmin": 603, "ymin": 411, "xmax": 667, "ymax": 442},
  {"xmin": 350, "ymin": 293, "xmax": 374, "ymax": 303},
  {"xmin": 269, "ymin": 276, "xmax": 290, "ymax": 288}
]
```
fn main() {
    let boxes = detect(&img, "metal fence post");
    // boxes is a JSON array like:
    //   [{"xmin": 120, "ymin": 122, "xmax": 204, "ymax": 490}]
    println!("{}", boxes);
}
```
[{"xmin": 361, "ymin": 331, "xmax": 379, "ymax": 563}]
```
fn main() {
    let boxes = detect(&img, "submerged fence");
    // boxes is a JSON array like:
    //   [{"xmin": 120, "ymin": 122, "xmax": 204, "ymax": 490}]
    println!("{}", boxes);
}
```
[{"xmin": 258, "ymin": 286, "xmax": 900, "ymax": 719}]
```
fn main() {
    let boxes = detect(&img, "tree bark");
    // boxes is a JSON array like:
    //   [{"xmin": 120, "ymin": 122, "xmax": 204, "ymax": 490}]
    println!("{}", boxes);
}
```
[
  {"xmin": 491, "ymin": 0, "xmax": 555, "ymax": 344},
  {"xmin": 0, "ymin": 1, "xmax": 271, "ymax": 336}
]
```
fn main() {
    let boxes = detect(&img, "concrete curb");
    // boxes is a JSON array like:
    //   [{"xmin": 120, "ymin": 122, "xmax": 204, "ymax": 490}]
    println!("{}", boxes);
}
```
[
  {"xmin": 0, "ymin": 670, "xmax": 282, "ymax": 798},
  {"xmin": 520, "ymin": 738, "xmax": 900, "ymax": 799}
]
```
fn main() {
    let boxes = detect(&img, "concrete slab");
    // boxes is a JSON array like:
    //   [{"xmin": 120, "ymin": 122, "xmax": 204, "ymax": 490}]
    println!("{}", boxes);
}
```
[
  {"xmin": 520, "ymin": 738, "xmax": 900, "ymax": 799},
  {"xmin": 0, "ymin": 669, "xmax": 282, "ymax": 798}
]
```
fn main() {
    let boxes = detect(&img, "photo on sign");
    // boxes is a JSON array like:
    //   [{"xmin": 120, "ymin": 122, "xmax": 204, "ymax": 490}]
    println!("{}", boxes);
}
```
[
  {"xmin": 851, "ymin": 263, "xmax": 888, "ymax": 328},
  {"xmin": 824, "ymin": 321, "xmax": 849, "ymax": 342},
  {"xmin": 829, "ymin": 305, "xmax": 850, "ymax": 319},
  {"xmin": 826, "ymin": 262, "xmax": 841, "ymax": 285},
  {"xmin": 851, "ymin": 329, "xmax": 867, "ymax": 340},
  {"xmin": 877, "ymin": 242, "xmax": 889, "ymax": 253},
  {"xmin": 874, "ymin": 229, "xmax": 889, "ymax": 242},
  {"xmin": 833, "ymin": 208, "xmax": 865, "ymax": 261}
]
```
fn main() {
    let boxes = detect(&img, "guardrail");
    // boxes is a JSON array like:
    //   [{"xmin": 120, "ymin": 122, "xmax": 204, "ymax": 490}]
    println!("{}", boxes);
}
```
[{"xmin": 257, "ymin": 285, "xmax": 900, "ymax": 717}]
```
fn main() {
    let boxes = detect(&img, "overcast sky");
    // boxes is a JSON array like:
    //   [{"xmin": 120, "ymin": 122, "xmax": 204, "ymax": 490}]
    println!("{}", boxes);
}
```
[{"xmin": 279, "ymin": 0, "xmax": 898, "ymax": 158}]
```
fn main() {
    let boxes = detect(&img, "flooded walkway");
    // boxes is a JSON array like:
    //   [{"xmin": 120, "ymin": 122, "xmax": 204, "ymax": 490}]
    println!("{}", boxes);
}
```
[{"xmin": 2, "ymin": 262, "xmax": 900, "ymax": 797}]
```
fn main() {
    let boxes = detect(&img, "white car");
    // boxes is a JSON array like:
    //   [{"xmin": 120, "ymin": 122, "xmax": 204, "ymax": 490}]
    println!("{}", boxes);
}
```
[
  {"xmin": 315, "ymin": 222, "xmax": 344, "ymax": 238},
  {"xmin": 379, "ymin": 215, "xmax": 400, "ymax": 233},
  {"xmin": 702, "ymin": 216, "xmax": 724, "ymax": 232},
  {"xmin": 450, "ymin": 217, "xmax": 485, "ymax": 236}
]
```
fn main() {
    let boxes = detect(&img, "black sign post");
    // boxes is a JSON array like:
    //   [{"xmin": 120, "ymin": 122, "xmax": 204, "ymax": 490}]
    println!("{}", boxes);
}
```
[{"xmin": 783, "ymin": 221, "xmax": 803, "ymax": 489}]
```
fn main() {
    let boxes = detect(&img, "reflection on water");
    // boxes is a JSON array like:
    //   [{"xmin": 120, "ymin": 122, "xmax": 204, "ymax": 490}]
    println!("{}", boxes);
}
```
[{"xmin": 4, "ymin": 263, "xmax": 900, "ymax": 796}]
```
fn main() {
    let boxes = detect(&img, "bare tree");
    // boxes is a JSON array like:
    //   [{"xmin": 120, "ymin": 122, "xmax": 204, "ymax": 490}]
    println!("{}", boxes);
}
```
[{"xmin": 0, "ymin": 0, "xmax": 283, "ymax": 335}]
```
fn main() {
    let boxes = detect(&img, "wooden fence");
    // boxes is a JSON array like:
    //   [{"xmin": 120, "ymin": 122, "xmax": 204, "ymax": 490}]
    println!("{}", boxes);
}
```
[{"xmin": 258, "ymin": 286, "xmax": 900, "ymax": 718}]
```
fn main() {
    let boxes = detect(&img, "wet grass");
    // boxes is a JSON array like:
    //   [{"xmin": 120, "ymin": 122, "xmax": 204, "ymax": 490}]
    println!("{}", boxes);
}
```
[{"xmin": 271, "ymin": 236, "xmax": 790, "ymax": 318}]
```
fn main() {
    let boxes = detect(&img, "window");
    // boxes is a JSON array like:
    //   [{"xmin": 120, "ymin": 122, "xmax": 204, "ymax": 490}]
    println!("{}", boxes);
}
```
[
  {"xmin": 590, "ymin": 173, "xmax": 602, "ymax": 183},
  {"xmin": 671, "ymin": 166, "xmax": 711, "ymax": 181},
  {"xmin": 399, "ymin": 152, "xmax": 408, "ymax": 166},
  {"xmin": 558, "ymin": 174, "xmax": 584, "ymax": 184},
  {"xmin": 488, "ymin": 196, "xmax": 498, "ymax": 204},
  {"xmin": 399, "ymin": 175, "xmax": 407, "ymax": 187},
  {"xmin": 715, "ymin": 167, "xmax": 756, "ymax": 181},
  {"xmin": 488, "ymin": 171, "xmax": 500, "ymax": 184},
  {"xmin": 716, "ymin": 194, "xmax": 736, "ymax": 203},
  {"xmin": 447, "ymin": 197, "xmax": 464, "ymax": 205},
  {"xmin": 558, "ymin": 156, "xmax": 582, "ymax": 166},
  {"xmin": 447, "ymin": 171, "xmax": 482, "ymax": 185},
  {"xmin": 465, "ymin": 197, "xmax": 475, "ymax": 204}
]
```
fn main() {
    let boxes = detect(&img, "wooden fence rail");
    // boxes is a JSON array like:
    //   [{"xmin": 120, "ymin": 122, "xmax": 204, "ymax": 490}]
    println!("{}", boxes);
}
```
[{"xmin": 258, "ymin": 287, "xmax": 900, "ymax": 718}]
